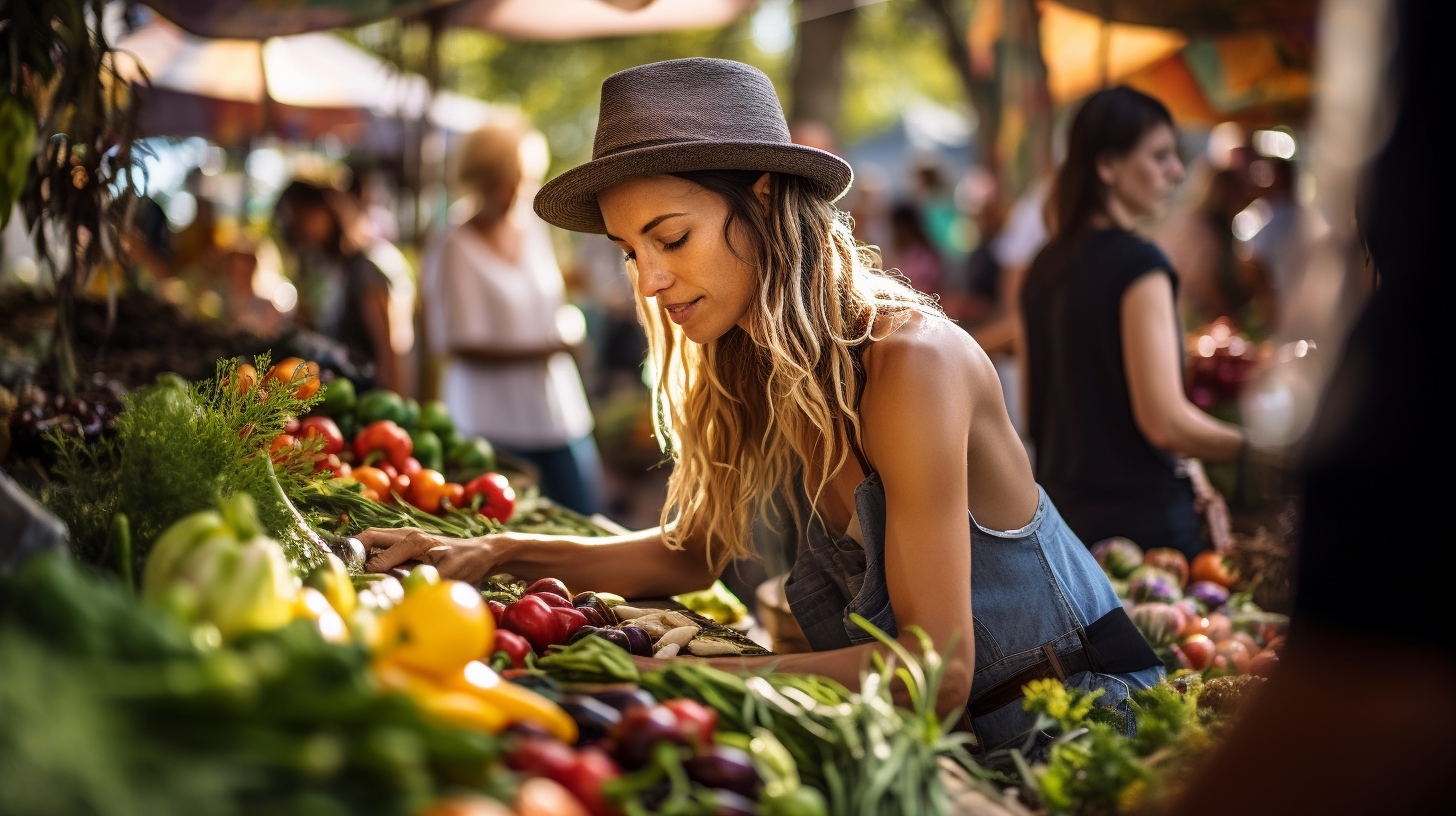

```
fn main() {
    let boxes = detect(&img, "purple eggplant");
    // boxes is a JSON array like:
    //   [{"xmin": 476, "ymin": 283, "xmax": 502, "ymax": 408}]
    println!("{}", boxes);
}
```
[
  {"xmin": 590, "ymin": 687, "xmax": 657, "ymax": 715},
  {"xmin": 684, "ymin": 746, "xmax": 762, "ymax": 800},
  {"xmin": 612, "ymin": 706, "xmax": 684, "ymax": 769},
  {"xmin": 577, "ymin": 606, "xmax": 608, "ymax": 628},
  {"xmin": 618, "ymin": 624, "xmax": 655, "ymax": 657},
  {"xmin": 567, "ymin": 626, "xmax": 633, "ymax": 655},
  {"xmin": 1188, "ymin": 580, "xmax": 1230, "ymax": 613},
  {"xmin": 558, "ymin": 693, "xmax": 622, "ymax": 745},
  {"xmin": 573, "ymin": 592, "xmax": 618, "ymax": 625}
]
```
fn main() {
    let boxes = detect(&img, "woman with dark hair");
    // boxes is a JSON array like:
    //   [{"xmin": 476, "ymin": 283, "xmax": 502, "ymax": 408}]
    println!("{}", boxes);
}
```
[
  {"xmin": 1018, "ymin": 87, "xmax": 1246, "ymax": 560},
  {"xmin": 361, "ymin": 59, "xmax": 1162, "ymax": 751},
  {"xmin": 274, "ymin": 180, "xmax": 403, "ymax": 392}
]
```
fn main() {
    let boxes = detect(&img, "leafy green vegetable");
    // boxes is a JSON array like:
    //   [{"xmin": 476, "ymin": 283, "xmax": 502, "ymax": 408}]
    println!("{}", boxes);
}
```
[
  {"xmin": 0, "ymin": 553, "xmax": 514, "ymax": 816},
  {"xmin": 1017, "ymin": 674, "xmax": 1223, "ymax": 814},
  {"xmin": 636, "ymin": 615, "xmax": 1003, "ymax": 816},
  {"xmin": 44, "ymin": 354, "xmax": 327, "ymax": 573}
]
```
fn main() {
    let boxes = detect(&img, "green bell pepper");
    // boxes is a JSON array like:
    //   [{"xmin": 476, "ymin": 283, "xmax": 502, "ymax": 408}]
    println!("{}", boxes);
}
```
[
  {"xmin": 411, "ymin": 429, "xmax": 444, "ymax": 472},
  {"xmin": 420, "ymin": 399, "xmax": 454, "ymax": 437},
  {"xmin": 399, "ymin": 397, "xmax": 420, "ymax": 432},
  {"xmin": 355, "ymin": 389, "xmax": 406, "ymax": 426},
  {"xmin": 315, "ymin": 376, "xmax": 357, "ymax": 418},
  {"xmin": 445, "ymin": 437, "xmax": 496, "ymax": 483}
]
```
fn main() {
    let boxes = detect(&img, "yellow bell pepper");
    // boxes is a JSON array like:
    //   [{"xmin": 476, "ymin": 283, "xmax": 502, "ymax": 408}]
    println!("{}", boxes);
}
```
[{"xmin": 448, "ymin": 661, "xmax": 578, "ymax": 744}]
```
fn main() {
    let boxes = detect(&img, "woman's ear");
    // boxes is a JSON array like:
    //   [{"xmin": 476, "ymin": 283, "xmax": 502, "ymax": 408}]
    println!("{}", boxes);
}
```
[
  {"xmin": 1095, "ymin": 155, "xmax": 1118, "ymax": 187},
  {"xmin": 753, "ymin": 172, "xmax": 772, "ymax": 210}
]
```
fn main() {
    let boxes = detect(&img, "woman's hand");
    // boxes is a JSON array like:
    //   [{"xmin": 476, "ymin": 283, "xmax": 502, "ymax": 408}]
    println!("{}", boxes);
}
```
[
  {"xmin": 1185, "ymin": 459, "xmax": 1233, "ymax": 552},
  {"xmin": 358, "ymin": 527, "xmax": 508, "ymax": 586}
]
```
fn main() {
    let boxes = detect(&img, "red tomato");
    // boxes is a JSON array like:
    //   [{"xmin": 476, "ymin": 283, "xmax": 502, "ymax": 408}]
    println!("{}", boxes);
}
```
[
  {"xmin": 398, "ymin": 456, "xmax": 422, "ymax": 477},
  {"xmin": 299, "ymin": 415, "xmax": 345, "ymax": 455},
  {"xmin": 1250, "ymin": 649, "xmax": 1280, "ymax": 677},
  {"xmin": 404, "ymin": 469, "xmax": 448, "ymax": 514},
  {"xmin": 463, "ymin": 472, "xmax": 516, "ymax": 523},
  {"xmin": 269, "ymin": 434, "xmax": 299, "ymax": 464},
  {"xmin": 1180, "ymin": 634, "xmax": 1216, "ymax": 671},
  {"xmin": 659, "ymin": 698, "xmax": 718, "ymax": 746},
  {"xmin": 1209, "ymin": 639, "xmax": 1252, "ymax": 676},
  {"xmin": 442, "ymin": 482, "xmax": 465, "ymax": 510},
  {"xmin": 353, "ymin": 466, "xmax": 392, "ymax": 502}
]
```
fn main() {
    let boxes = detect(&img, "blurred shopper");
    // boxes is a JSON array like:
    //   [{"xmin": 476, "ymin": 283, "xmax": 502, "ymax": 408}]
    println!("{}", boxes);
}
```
[
  {"xmin": 1240, "ymin": 157, "xmax": 1300, "ymax": 333},
  {"xmin": 1155, "ymin": 167, "xmax": 1256, "ymax": 331},
  {"xmin": 1174, "ymin": 2, "xmax": 1453, "ymax": 812},
  {"xmin": 883, "ymin": 202, "xmax": 945, "ymax": 297},
  {"xmin": 423, "ymin": 118, "xmax": 601, "ymax": 515},
  {"xmin": 1019, "ymin": 87, "xmax": 1246, "ymax": 560},
  {"xmin": 273, "ymin": 180, "xmax": 403, "ymax": 392},
  {"xmin": 218, "ymin": 236, "xmax": 281, "ymax": 336}
]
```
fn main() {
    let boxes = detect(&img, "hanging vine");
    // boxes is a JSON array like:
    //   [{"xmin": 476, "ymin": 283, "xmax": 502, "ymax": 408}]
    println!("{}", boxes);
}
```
[{"xmin": 2, "ymin": 0, "xmax": 147, "ymax": 395}]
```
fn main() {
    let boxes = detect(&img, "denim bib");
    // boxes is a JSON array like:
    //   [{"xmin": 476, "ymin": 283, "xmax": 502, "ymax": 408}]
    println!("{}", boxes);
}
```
[{"xmin": 783, "ymin": 474, "xmax": 1165, "ymax": 750}]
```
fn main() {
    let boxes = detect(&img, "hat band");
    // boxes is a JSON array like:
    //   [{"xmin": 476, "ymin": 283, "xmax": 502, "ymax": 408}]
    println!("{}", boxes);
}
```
[{"xmin": 596, "ymin": 134, "xmax": 787, "ymax": 160}]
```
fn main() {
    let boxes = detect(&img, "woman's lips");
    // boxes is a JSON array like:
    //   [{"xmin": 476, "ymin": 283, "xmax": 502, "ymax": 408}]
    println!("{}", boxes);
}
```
[{"xmin": 664, "ymin": 297, "xmax": 701, "ymax": 325}]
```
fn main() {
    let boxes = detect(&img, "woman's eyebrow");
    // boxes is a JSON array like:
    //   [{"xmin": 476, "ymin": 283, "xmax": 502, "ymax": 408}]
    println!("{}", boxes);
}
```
[{"xmin": 605, "ymin": 212, "xmax": 688, "ymax": 243}]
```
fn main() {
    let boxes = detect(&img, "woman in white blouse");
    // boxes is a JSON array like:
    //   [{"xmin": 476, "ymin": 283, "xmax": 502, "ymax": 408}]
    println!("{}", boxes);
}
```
[{"xmin": 424, "ymin": 118, "xmax": 602, "ymax": 514}]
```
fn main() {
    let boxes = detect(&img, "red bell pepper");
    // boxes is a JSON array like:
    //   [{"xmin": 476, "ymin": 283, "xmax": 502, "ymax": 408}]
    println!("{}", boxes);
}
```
[
  {"xmin": 487, "ymin": 600, "xmax": 508, "ymax": 627},
  {"xmin": 527, "ymin": 577, "xmax": 572, "ymax": 600},
  {"xmin": 552, "ymin": 606, "xmax": 590, "ymax": 641},
  {"xmin": 353, "ymin": 420, "xmax": 413, "ymax": 468},
  {"xmin": 492, "ymin": 628, "xmax": 531, "ymax": 669},
  {"xmin": 532, "ymin": 592, "xmax": 573, "ymax": 609},
  {"xmin": 298, "ymin": 415, "xmax": 344, "ymax": 455},
  {"xmin": 502, "ymin": 595, "xmax": 564, "ymax": 651},
  {"xmin": 556, "ymin": 747, "xmax": 622, "ymax": 816},
  {"xmin": 463, "ymin": 472, "xmax": 516, "ymax": 523},
  {"xmin": 658, "ymin": 698, "xmax": 718, "ymax": 747}
]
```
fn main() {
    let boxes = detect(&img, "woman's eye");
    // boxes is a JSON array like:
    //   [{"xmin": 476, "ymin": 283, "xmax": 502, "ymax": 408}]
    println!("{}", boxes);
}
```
[{"xmin": 663, "ymin": 232, "xmax": 689, "ymax": 251}]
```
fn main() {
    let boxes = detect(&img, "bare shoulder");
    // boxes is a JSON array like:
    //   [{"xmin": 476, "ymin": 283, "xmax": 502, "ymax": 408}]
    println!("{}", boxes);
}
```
[{"xmin": 863, "ymin": 311, "xmax": 995, "ymax": 394}]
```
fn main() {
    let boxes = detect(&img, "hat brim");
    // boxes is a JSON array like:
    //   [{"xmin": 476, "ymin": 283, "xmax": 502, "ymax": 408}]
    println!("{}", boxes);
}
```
[{"xmin": 533, "ymin": 141, "xmax": 853, "ymax": 234}]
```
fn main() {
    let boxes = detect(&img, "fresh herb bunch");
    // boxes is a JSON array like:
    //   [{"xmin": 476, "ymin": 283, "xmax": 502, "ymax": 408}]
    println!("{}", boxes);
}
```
[
  {"xmin": 1016, "ymin": 675, "xmax": 1221, "ymax": 815},
  {"xmin": 636, "ymin": 614, "xmax": 1000, "ymax": 816},
  {"xmin": 44, "ymin": 355, "xmax": 326, "ymax": 577}
]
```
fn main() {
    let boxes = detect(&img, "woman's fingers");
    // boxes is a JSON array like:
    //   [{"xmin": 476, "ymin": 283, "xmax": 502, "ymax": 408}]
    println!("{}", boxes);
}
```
[{"xmin": 360, "ymin": 528, "xmax": 439, "ymax": 573}]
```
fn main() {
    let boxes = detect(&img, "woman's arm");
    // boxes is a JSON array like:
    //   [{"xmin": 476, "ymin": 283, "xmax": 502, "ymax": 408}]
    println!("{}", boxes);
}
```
[
  {"xmin": 359, "ymin": 286, "xmax": 403, "ymax": 393},
  {"xmin": 637, "ymin": 321, "xmax": 981, "ymax": 716},
  {"xmin": 1122, "ymin": 272, "xmax": 1245, "ymax": 462},
  {"xmin": 358, "ymin": 525, "xmax": 717, "ymax": 600}
]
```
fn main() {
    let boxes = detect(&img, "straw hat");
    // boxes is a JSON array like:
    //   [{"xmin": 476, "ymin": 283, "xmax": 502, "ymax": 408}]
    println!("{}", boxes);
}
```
[{"xmin": 534, "ymin": 58, "xmax": 853, "ymax": 234}]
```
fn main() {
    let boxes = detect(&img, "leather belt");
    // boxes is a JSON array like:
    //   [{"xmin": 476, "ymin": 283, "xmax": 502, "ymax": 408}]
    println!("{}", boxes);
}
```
[{"xmin": 960, "ymin": 606, "xmax": 1159, "ymax": 725}]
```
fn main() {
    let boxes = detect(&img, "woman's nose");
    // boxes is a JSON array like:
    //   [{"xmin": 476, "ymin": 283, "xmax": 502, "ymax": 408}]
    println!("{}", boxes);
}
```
[{"xmin": 635, "ymin": 258, "xmax": 673, "ymax": 299}]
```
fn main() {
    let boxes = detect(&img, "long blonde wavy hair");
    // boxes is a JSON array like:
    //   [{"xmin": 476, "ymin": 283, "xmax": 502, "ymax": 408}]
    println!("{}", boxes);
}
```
[{"xmin": 631, "ymin": 170, "xmax": 943, "ymax": 573}]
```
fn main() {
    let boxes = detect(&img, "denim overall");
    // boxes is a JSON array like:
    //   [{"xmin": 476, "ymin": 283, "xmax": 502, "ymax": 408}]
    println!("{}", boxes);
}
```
[{"xmin": 783, "ymin": 440, "xmax": 1163, "ymax": 751}]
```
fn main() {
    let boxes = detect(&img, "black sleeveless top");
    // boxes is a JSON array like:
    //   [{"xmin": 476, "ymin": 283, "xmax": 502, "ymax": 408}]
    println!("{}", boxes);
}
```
[{"xmin": 1019, "ymin": 228, "xmax": 1201, "ymax": 557}]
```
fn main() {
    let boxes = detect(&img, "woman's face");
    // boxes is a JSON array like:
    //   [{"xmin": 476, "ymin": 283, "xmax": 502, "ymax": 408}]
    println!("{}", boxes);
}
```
[
  {"xmin": 290, "ymin": 204, "xmax": 335, "ymax": 250},
  {"xmin": 598, "ymin": 175, "xmax": 762, "ymax": 344},
  {"xmin": 1099, "ymin": 123, "xmax": 1185, "ymax": 220}
]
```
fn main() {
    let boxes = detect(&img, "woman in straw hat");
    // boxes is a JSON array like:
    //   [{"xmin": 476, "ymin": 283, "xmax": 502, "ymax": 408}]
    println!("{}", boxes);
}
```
[{"xmin": 361, "ymin": 58, "xmax": 1162, "ymax": 748}]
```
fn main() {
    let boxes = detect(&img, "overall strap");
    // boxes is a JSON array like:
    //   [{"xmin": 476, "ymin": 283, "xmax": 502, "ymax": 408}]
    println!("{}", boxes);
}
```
[{"xmin": 842, "ymin": 341, "xmax": 874, "ymax": 477}]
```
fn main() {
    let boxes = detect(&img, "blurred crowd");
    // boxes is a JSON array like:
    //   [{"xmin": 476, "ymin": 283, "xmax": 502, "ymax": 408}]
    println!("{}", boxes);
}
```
[{"xmin": 51, "ymin": 104, "xmax": 1308, "ymax": 533}]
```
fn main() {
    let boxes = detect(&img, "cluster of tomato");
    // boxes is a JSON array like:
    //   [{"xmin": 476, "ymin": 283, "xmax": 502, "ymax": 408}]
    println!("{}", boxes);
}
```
[{"xmin": 249, "ymin": 359, "xmax": 517, "ymax": 524}]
